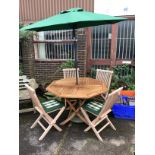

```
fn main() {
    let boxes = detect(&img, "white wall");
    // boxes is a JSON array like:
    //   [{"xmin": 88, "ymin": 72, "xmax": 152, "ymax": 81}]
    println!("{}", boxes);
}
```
[{"xmin": 94, "ymin": 0, "xmax": 135, "ymax": 16}]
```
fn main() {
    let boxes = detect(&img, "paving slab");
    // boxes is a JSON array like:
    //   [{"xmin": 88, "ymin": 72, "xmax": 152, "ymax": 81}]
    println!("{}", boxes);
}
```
[{"xmin": 19, "ymin": 112, "xmax": 135, "ymax": 155}]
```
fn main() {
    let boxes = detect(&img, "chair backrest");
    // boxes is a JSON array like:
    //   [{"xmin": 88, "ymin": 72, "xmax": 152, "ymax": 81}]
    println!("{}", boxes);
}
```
[
  {"xmin": 96, "ymin": 69, "xmax": 113, "ymax": 91},
  {"xmin": 25, "ymin": 84, "xmax": 46, "ymax": 114},
  {"xmin": 63, "ymin": 68, "xmax": 79, "ymax": 79},
  {"xmin": 99, "ymin": 87, "xmax": 123, "ymax": 117}
]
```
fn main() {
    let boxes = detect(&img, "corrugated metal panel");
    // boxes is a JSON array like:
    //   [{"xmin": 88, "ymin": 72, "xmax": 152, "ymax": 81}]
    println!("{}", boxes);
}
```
[{"xmin": 19, "ymin": 0, "xmax": 94, "ymax": 24}]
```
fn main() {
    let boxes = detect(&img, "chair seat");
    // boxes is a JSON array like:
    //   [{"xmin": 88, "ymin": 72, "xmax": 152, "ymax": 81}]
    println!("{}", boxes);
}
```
[
  {"xmin": 44, "ymin": 92, "xmax": 62, "ymax": 102},
  {"xmin": 41, "ymin": 100, "xmax": 64, "ymax": 113},
  {"xmin": 82, "ymin": 100, "xmax": 104, "ymax": 116},
  {"xmin": 44, "ymin": 92, "xmax": 54, "ymax": 97}
]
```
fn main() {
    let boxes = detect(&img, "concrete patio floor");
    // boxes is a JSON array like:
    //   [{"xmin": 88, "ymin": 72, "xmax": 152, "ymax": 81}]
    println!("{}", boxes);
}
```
[{"xmin": 19, "ymin": 111, "xmax": 135, "ymax": 155}]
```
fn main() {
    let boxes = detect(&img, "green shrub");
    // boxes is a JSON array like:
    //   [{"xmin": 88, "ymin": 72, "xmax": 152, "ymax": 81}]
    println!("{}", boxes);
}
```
[
  {"xmin": 110, "ymin": 65, "xmax": 135, "ymax": 90},
  {"xmin": 59, "ymin": 60, "xmax": 75, "ymax": 69},
  {"xmin": 90, "ymin": 68, "xmax": 96, "ymax": 78},
  {"xmin": 19, "ymin": 24, "xmax": 35, "ymax": 40},
  {"xmin": 52, "ymin": 60, "xmax": 75, "ymax": 78}
]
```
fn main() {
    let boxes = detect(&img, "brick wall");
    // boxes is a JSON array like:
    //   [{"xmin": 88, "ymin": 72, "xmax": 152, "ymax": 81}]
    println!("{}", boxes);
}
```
[
  {"xmin": 21, "ymin": 30, "xmax": 87, "ymax": 85},
  {"xmin": 22, "ymin": 37, "xmax": 35, "ymax": 78}
]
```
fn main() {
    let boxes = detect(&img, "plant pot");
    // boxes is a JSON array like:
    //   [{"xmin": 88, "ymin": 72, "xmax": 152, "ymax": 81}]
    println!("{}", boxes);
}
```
[
  {"xmin": 120, "ymin": 90, "xmax": 135, "ymax": 97},
  {"xmin": 112, "ymin": 103, "xmax": 135, "ymax": 120}
]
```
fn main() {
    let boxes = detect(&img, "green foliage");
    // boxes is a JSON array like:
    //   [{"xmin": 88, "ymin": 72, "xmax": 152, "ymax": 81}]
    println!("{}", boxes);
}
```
[
  {"xmin": 19, "ymin": 24, "xmax": 35, "ymax": 40},
  {"xmin": 19, "ymin": 31, "xmax": 34, "ymax": 40},
  {"xmin": 59, "ymin": 60, "xmax": 75, "ymax": 69},
  {"xmin": 88, "ymin": 66, "xmax": 110, "ymax": 78},
  {"xmin": 53, "ymin": 60, "xmax": 75, "ymax": 77},
  {"xmin": 90, "ymin": 68, "xmax": 96, "ymax": 78},
  {"xmin": 110, "ymin": 65, "xmax": 135, "ymax": 90},
  {"xmin": 87, "ymin": 65, "xmax": 135, "ymax": 91},
  {"xmin": 128, "ymin": 84, "xmax": 135, "ymax": 90}
]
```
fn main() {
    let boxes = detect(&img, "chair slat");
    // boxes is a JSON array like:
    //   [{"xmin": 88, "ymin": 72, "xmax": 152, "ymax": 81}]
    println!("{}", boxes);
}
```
[
  {"xmin": 96, "ymin": 69, "xmax": 113, "ymax": 98},
  {"xmin": 63, "ymin": 68, "xmax": 79, "ymax": 79}
]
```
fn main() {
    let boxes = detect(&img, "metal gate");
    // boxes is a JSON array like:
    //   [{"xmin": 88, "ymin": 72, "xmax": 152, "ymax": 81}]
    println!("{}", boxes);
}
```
[{"xmin": 86, "ymin": 15, "xmax": 135, "ymax": 70}]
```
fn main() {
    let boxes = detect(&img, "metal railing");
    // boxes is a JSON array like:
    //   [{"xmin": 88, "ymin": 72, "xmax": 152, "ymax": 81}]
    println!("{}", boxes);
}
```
[
  {"xmin": 91, "ymin": 65, "xmax": 110, "ymax": 70},
  {"xmin": 91, "ymin": 24, "xmax": 112, "ymax": 59},
  {"xmin": 35, "ymin": 29, "xmax": 85, "ymax": 60},
  {"xmin": 91, "ymin": 20, "xmax": 135, "ymax": 61},
  {"xmin": 116, "ymin": 20, "xmax": 135, "ymax": 59},
  {"xmin": 36, "ymin": 30, "xmax": 75, "ymax": 60}
]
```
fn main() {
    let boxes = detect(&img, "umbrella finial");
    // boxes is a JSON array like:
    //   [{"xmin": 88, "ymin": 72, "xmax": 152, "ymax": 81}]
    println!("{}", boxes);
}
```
[{"xmin": 60, "ymin": 8, "xmax": 83, "ymax": 14}]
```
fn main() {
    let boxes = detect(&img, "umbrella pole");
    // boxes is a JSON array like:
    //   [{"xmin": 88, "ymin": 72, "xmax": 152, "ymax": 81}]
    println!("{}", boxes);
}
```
[{"xmin": 72, "ymin": 28, "xmax": 78, "ymax": 85}]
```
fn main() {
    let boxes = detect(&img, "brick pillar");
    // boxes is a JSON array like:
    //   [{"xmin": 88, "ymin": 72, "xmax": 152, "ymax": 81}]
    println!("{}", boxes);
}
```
[
  {"xmin": 77, "ymin": 29, "xmax": 87, "ymax": 77},
  {"xmin": 21, "ymin": 37, "xmax": 35, "ymax": 78}
]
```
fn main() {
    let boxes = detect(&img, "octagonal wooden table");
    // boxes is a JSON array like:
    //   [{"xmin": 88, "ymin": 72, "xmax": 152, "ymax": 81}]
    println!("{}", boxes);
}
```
[{"xmin": 46, "ymin": 77, "xmax": 108, "ymax": 125}]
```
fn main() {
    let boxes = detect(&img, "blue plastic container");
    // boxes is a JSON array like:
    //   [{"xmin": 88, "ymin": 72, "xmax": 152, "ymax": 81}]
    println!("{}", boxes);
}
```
[{"xmin": 112, "ymin": 103, "xmax": 135, "ymax": 120}]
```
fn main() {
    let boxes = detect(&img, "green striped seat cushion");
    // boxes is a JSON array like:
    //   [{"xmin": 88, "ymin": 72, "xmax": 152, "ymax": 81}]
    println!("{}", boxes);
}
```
[
  {"xmin": 44, "ymin": 92, "xmax": 54, "ymax": 97},
  {"xmin": 44, "ymin": 92, "xmax": 62, "ymax": 102},
  {"xmin": 39, "ymin": 96, "xmax": 48, "ymax": 103},
  {"xmin": 41, "ymin": 100, "xmax": 64, "ymax": 113},
  {"xmin": 44, "ymin": 92, "xmax": 55, "ymax": 100},
  {"xmin": 82, "ymin": 100, "xmax": 104, "ymax": 115}
]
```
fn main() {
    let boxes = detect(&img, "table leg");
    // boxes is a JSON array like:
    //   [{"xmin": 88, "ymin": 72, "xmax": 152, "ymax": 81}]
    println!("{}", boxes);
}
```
[
  {"xmin": 60, "ymin": 99, "xmax": 87, "ymax": 125},
  {"xmin": 65, "ymin": 100, "xmax": 77, "ymax": 121}
]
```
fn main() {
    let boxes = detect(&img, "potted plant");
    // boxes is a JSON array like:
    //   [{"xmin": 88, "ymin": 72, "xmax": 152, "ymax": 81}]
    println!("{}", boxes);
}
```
[{"xmin": 110, "ymin": 65, "xmax": 135, "ymax": 120}]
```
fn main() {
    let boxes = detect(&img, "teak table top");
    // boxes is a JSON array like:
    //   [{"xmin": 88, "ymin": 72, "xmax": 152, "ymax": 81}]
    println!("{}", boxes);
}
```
[{"xmin": 46, "ymin": 77, "xmax": 108, "ymax": 99}]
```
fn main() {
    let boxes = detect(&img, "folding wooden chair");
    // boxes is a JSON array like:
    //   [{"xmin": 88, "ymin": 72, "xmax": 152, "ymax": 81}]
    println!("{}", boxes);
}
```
[
  {"xmin": 25, "ymin": 84, "xmax": 65, "ymax": 141},
  {"xmin": 96, "ymin": 69, "xmax": 113, "ymax": 100},
  {"xmin": 63, "ymin": 68, "xmax": 79, "ymax": 79},
  {"xmin": 80, "ymin": 87, "xmax": 123, "ymax": 142}
]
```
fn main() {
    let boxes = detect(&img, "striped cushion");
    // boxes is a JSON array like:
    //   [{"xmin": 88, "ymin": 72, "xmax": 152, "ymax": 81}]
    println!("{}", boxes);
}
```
[
  {"xmin": 41, "ymin": 100, "xmax": 64, "ymax": 113},
  {"xmin": 44, "ymin": 92, "xmax": 54, "ymax": 97},
  {"xmin": 44, "ymin": 92, "xmax": 62, "ymax": 102},
  {"xmin": 82, "ymin": 100, "xmax": 104, "ymax": 115}
]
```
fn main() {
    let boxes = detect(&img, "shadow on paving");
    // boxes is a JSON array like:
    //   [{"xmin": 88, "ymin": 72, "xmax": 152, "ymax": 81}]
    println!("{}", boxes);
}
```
[{"xmin": 19, "ymin": 112, "xmax": 135, "ymax": 155}]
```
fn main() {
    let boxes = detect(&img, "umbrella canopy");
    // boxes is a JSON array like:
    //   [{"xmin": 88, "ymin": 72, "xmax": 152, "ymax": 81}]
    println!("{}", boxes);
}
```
[
  {"xmin": 20, "ymin": 8, "xmax": 127, "ymax": 85},
  {"xmin": 20, "ymin": 8, "xmax": 127, "ymax": 31}
]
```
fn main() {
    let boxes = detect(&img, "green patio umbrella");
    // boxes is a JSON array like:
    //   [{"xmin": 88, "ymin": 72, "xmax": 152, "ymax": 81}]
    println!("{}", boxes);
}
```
[{"xmin": 21, "ymin": 8, "xmax": 127, "ymax": 84}]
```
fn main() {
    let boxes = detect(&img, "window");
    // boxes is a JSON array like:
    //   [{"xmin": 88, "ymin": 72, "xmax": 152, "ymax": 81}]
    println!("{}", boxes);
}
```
[
  {"xmin": 34, "ymin": 30, "xmax": 76, "ymax": 60},
  {"xmin": 91, "ymin": 24, "xmax": 112, "ymax": 59}
]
